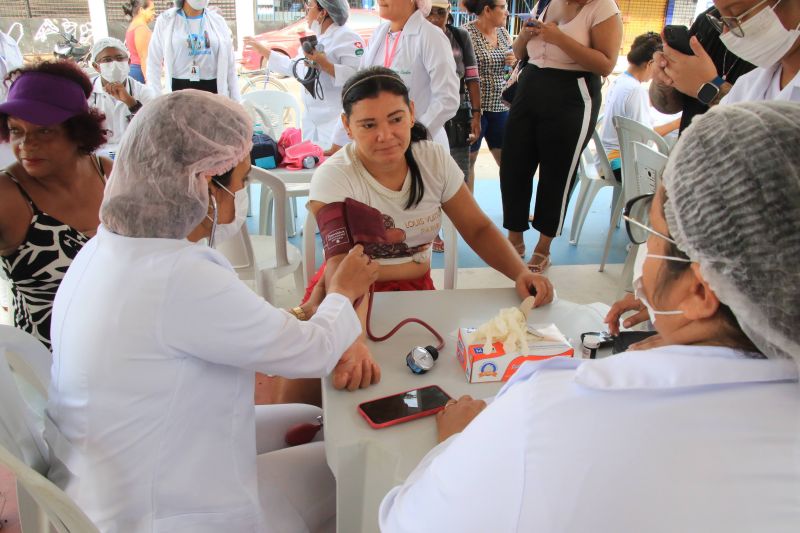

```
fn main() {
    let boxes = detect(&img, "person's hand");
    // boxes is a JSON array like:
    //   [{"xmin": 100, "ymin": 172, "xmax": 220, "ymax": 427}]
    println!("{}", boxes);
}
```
[
  {"xmin": 105, "ymin": 82, "xmax": 136, "ymax": 108},
  {"xmin": 651, "ymin": 50, "xmax": 675, "ymax": 87},
  {"xmin": 436, "ymin": 395, "xmax": 486, "ymax": 443},
  {"xmin": 469, "ymin": 113, "xmax": 481, "ymax": 143},
  {"xmin": 604, "ymin": 292, "xmax": 648, "ymax": 336},
  {"xmin": 661, "ymin": 36, "xmax": 718, "ymax": 98},
  {"xmin": 515, "ymin": 271, "xmax": 553, "ymax": 307},
  {"xmin": 327, "ymin": 245, "xmax": 379, "ymax": 304},
  {"xmin": 332, "ymin": 339, "xmax": 381, "ymax": 390},
  {"xmin": 504, "ymin": 49, "xmax": 516, "ymax": 67},
  {"xmin": 244, "ymin": 36, "xmax": 272, "ymax": 60},
  {"xmin": 529, "ymin": 21, "xmax": 563, "ymax": 45},
  {"xmin": 304, "ymin": 48, "xmax": 329, "ymax": 67}
]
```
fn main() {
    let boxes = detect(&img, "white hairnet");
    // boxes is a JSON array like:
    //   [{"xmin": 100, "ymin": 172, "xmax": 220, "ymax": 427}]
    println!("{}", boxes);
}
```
[
  {"xmin": 416, "ymin": 0, "xmax": 432, "ymax": 16},
  {"xmin": 318, "ymin": 0, "xmax": 350, "ymax": 25},
  {"xmin": 101, "ymin": 90, "xmax": 253, "ymax": 239},
  {"xmin": 91, "ymin": 37, "xmax": 129, "ymax": 62},
  {"xmin": 662, "ymin": 101, "xmax": 800, "ymax": 362}
]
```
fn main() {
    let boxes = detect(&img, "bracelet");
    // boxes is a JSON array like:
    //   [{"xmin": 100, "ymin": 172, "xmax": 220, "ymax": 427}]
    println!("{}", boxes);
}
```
[
  {"xmin": 472, "ymin": 108, "xmax": 481, "ymax": 114},
  {"xmin": 128, "ymin": 100, "xmax": 143, "ymax": 114},
  {"xmin": 290, "ymin": 306, "xmax": 308, "ymax": 321}
]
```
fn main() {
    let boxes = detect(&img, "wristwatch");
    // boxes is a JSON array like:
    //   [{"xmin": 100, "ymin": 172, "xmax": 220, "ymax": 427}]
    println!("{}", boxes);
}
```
[
  {"xmin": 697, "ymin": 76, "xmax": 725, "ymax": 106},
  {"xmin": 290, "ymin": 306, "xmax": 308, "ymax": 321}
]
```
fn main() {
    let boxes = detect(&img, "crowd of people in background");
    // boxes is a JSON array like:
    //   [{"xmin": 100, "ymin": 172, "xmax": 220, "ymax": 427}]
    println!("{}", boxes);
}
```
[{"xmin": 1, "ymin": 0, "xmax": 799, "ymax": 531}]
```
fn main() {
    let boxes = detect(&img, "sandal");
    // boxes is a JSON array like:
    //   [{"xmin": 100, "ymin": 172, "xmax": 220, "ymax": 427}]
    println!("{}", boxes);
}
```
[
  {"xmin": 432, "ymin": 235, "xmax": 445, "ymax": 253},
  {"xmin": 527, "ymin": 252, "xmax": 551, "ymax": 273},
  {"xmin": 510, "ymin": 239, "xmax": 525, "ymax": 258}
]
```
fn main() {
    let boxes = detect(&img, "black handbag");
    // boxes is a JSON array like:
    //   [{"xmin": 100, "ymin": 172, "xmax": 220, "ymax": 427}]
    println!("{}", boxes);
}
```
[
  {"xmin": 501, "ymin": 58, "xmax": 528, "ymax": 107},
  {"xmin": 444, "ymin": 107, "xmax": 473, "ymax": 149},
  {"xmin": 251, "ymin": 133, "xmax": 281, "ymax": 169}
]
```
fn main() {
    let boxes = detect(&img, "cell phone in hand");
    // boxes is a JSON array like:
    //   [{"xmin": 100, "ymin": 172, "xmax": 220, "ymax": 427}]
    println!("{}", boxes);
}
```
[
  {"xmin": 663, "ymin": 25, "xmax": 693, "ymax": 56},
  {"xmin": 358, "ymin": 385, "xmax": 452, "ymax": 429},
  {"xmin": 526, "ymin": 19, "xmax": 542, "ymax": 28}
]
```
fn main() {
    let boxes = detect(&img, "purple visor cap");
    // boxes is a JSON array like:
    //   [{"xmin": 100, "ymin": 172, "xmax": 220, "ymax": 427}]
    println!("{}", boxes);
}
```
[{"xmin": 0, "ymin": 71, "xmax": 89, "ymax": 126}]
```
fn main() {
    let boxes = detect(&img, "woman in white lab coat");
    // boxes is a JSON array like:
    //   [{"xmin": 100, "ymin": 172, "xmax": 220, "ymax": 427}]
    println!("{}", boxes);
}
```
[
  {"xmin": 329, "ymin": 0, "xmax": 460, "ymax": 151},
  {"xmin": 46, "ymin": 90, "xmax": 379, "ymax": 532},
  {"xmin": 244, "ymin": 0, "xmax": 364, "ymax": 147},
  {"xmin": 380, "ymin": 101, "xmax": 800, "ymax": 532},
  {"xmin": 147, "ymin": 0, "xmax": 240, "ymax": 100}
]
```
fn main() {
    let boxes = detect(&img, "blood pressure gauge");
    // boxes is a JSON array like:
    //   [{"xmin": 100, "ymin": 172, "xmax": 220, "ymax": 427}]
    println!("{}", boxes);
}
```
[{"xmin": 406, "ymin": 346, "xmax": 439, "ymax": 374}]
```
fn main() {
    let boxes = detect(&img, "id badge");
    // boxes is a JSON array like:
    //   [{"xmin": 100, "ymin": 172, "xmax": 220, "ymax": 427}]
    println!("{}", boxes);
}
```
[{"xmin": 189, "ymin": 65, "xmax": 200, "ymax": 82}]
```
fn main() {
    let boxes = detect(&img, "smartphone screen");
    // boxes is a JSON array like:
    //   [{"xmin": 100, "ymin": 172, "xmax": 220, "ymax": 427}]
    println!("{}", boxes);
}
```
[{"xmin": 359, "ymin": 385, "xmax": 452, "ymax": 427}]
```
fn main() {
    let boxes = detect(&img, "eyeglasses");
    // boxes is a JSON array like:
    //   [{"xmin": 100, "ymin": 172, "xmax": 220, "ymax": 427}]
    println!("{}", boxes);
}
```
[
  {"xmin": 429, "ymin": 7, "xmax": 448, "ymax": 16},
  {"xmin": 493, "ymin": 3, "xmax": 508, "ymax": 9},
  {"xmin": 622, "ymin": 194, "xmax": 679, "ymax": 246},
  {"xmin": 96, "ymin": 54, "xmax": 128, "ymax": 64},
  {"xmin": 705, "ymin": 0, "xmax": 771, "ymax": 38}
]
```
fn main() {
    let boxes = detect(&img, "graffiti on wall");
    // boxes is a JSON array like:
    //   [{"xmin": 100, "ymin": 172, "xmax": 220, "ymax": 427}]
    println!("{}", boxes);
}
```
[{"xmin": 33, "ymin": 18, "xmax": 93, "ymax": 44}]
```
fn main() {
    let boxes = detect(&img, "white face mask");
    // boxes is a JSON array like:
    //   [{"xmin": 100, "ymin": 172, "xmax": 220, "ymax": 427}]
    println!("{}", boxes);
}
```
[
  {"xmin": 719, "ymin": 0, "xmax": 800, "ymax": 68},
  {"xmin": 99, "ymin": 60, "xmax": 130, "ymax": 84},
  {"xmin": 632, "ymin": 247, "xmax": 691, "ymax": 324},
  {"xmin": 309, "ymin": 12, "xmax": 326, "ymax": 35},
  {"xmin": 211, "ymin": 183, "xmax": 249, "ymax": 245},
  {"xmin": 185, "ymin": 0, "xmax": 210, "ymax": 11}
]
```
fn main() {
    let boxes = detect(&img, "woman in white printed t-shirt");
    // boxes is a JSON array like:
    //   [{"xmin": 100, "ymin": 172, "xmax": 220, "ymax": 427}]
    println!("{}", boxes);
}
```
[
  {"xmin": 147, "ymin": 0, "xmax": 240, "ymax": 101},
  {"xmin": 303, "ymin": 67, "xmax": 554, "ymax": 390},
  {"xmin": 326, "ymin": 0, "xmax": 460, "ymax": 153}
]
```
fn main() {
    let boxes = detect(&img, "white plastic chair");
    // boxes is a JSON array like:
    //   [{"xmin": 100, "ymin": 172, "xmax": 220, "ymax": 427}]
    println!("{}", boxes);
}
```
[
  {"xmin": 215, "ymin": 167, "xmax": 304, "ymax": 304},
  {"xmin": 0, "ymin": 325, "xmax": 100, "ymax": 533},
  {"xmin": 302, "ymin": 211, "xmax": 459, "ymax": 290},
  {"xmin": 569, "ymin": 128, "xmax": 622, "ymax": 245},
  {"xmin": 242, "ymin": 90, "xmax": 310, "ymax": 238},
  {"xmin": 599, "ymin": 117, "xmax": 671, "ymax": 272}
]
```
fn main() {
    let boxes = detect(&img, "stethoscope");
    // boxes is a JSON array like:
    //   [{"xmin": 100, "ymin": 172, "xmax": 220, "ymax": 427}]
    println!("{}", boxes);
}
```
[{"xmin": 207, "ymin": 194, "xmax": 218, "ymax": 248}]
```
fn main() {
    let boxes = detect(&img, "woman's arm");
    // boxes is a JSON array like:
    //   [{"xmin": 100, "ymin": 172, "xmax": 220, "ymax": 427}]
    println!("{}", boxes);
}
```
[
  {"xmin": 134, "ymin": 25, "xmax": 152, "ymax": 78},
  {"xmin": 534, "ymin": 14, "xmax": 622, "ymax": 76},
  {"xmin": 146, "ymin": 16, "xmax": 165, "ymax": 93},
  {"xmin": 512, "ymin": 28, "xmax": 532, "ymax": 61},
  {"xmin": 442, "ymin": 186, "xmax": 553, "ymax": 306}
]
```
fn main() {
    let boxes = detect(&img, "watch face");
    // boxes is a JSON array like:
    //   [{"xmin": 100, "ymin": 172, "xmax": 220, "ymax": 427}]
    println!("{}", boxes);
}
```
[{"xmin": 697, "ymin": 82, "xmax": 720, "ymax": 105}]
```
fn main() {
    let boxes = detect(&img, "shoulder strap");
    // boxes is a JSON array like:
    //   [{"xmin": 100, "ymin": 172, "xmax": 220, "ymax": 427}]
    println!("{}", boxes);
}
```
[
  {"xmin": 92, "ymin": 154, "xmax": 108, "ymax": 183},
  {"xmin": 1, "ymin": 169, "xmax": 38, "ymax": 211}
]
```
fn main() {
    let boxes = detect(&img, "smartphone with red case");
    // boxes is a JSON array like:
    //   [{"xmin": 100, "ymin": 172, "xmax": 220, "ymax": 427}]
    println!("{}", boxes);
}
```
[{"xmin": 358, "ymin": 385, "xmax": 452, "ymax": 429}]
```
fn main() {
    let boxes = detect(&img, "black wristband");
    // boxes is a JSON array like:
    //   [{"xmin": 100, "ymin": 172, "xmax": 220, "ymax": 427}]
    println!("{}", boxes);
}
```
[{"xmin": 128, "ymin": 100, "xmax": 143, "ymax": 114}]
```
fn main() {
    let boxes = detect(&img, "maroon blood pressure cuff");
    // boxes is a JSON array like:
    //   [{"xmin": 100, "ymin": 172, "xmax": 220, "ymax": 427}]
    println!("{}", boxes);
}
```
[{"xmin": 316, "ymin": 198, "xmax": 389, "ymax": 259}]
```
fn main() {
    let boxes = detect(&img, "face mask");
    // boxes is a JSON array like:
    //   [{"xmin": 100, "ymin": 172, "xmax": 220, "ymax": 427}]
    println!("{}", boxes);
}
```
[
  {"xmin": 632, "ymin": 249, "xmax": 690, "ymax": 324},
  {"xmin": 99, "ymin": 61, "xmax": 130, "ymax": 84},
  {"xmin": 185, "ymin": 0, "xmax": 209, "ymax": 11},
  {"xmin": 210, "ymin": 181, "xmax": 249, "ymax": 245},
  {"xmin": 719, "ymin": 0, "xmax": 800, "ymax": 68},
  {"xmin": 310, "ymin": 13, "xmax": 325, "ymax": 35}
]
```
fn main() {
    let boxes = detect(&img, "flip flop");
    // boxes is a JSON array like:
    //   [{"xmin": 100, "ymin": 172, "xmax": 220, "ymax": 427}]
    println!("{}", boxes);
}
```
[
  {"xmin": 511, "ymin": 240, "xmax": 525, "ymax": 258},
  {"xmin": 527, "ymin": 252, "xmax": 550, "ymax": 273}
]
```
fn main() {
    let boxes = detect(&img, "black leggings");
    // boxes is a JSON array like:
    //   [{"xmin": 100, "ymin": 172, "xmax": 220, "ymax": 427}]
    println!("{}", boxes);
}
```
[{"xmin": 500, "ymin": 65, "xmax": 601, "ymax": 237}]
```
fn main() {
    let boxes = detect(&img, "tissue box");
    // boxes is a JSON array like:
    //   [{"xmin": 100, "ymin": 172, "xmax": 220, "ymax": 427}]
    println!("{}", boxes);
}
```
[{"xmin": 456, "ymin": 324, "xmax": 574, "ymax": 383}]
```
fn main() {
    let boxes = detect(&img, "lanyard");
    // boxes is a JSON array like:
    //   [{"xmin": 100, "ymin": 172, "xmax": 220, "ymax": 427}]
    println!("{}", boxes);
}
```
[
  {"xmin": 183, "ymin": 11, "xmax": 207, "ymax": 63},
  {"xmin": 383, "ymin": 30, "xmax": 402, "ymax": 68}
]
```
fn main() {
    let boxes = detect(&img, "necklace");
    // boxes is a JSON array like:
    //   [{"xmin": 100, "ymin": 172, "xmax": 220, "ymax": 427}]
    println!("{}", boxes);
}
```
[{"xmin": 721, "ymin": 49, "xmax": 739, "ymax": 81}]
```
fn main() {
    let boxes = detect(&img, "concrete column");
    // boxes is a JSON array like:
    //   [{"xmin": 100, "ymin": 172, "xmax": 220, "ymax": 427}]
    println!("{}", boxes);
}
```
[
  {"xmin": 235, "ymin": 0, "xmax": 256, "ymax": 53},
  {"xmin": 87, "ymin": 0, "xmax": 109, "ymax": 39}
]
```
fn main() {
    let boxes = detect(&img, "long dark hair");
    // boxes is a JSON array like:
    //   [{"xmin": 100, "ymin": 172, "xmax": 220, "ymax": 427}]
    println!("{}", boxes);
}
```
[
  {"xmin": 122, "ymin": 0, "xmax": 151, "ymax": 20},
  {"xmin": 341, "ymin": 67, "xmax": 430, "ymax": 209}
]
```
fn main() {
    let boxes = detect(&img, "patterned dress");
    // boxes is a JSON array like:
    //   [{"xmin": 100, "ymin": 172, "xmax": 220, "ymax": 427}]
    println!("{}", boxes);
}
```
[{"xmin": 1, "ymin": 162, "xmax": 104, "ymax": 350}]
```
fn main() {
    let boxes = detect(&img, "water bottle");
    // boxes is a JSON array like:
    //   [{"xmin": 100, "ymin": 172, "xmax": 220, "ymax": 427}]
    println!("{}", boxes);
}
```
[{"xmin": 503, "ymin": 48, "xmax": 514, "ymax": 80}]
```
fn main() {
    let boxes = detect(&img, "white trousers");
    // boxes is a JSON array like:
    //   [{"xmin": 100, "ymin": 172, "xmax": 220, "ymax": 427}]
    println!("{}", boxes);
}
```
[{"xmin": 255, "ymin": 404, "xmax": 335, "ymax": 533}]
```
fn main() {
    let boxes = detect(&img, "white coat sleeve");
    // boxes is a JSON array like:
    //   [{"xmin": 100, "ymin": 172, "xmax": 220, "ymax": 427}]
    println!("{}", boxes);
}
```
[
  {"xmin": 226, "ymin": 35, "xmax": 241, "ymax": 102},
  {"xmin": 133, "ymin": 80, "xmax": 159, "ymax": 104},
  {"xmin": 147, "ymin": 16, "xmax": 166, "ymax": 95},
  {"xmin": 161, "ymin": 252, "xmax": 361, "ymax": 377},
  {"xmin": 416, "ymin": 29, "xmax": 460, "ymax": 135},
  {"xmin": 379, "ymin": 381, "xmax": 529, "ymax": 533},
  {"xmin": 329, "ymin": 31, "xmax": 364, "ymax": 87},
  {"xmin": 267, "ymin": 51, "xmax": 295, "ymax": 77}
]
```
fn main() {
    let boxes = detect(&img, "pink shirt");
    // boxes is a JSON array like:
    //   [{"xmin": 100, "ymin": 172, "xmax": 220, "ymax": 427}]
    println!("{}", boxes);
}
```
[{"xmin": 526, "ymin": 0, "xmax": 619, "ymax": 72}]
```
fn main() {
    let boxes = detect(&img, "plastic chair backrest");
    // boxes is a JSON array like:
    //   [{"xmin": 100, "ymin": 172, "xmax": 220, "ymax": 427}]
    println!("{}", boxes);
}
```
[
  {"xmin": 302, "ymin": 211, "xmax": 458, "ymax": 289},
  {"xmin": 589, "ymin": 128, "xmax": 617, "ymax": 183},
  {"xmin": 216, "ymin": 167, "xmax": 291, "ymax": 283},
  {"xmin": 631, "ymin": 141, "xmax": 668, "ymax": 196},
  {"xmin": 0, "ymin": 444, "xmax": 100, "ymax": 533},
  {"xmin": 613, "ymin": 116, "xmax": 670, "ymax": 201},
  {"xmin": 0, "ymin": 325, "xmax": 49, "ymax": 473},
  {"xmin": 242, "ymin": 90, "xmax": 302, "ymax": 138}
]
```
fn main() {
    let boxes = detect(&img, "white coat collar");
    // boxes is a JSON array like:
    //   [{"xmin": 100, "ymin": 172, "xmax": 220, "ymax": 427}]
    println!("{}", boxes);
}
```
[
  {"xmin": 498, "ymin": 345, "xmax": 798, "ymax": 397},
  {"xmin": 747, "ymin": 63, "xmax": 800, "ymax": 101}
]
